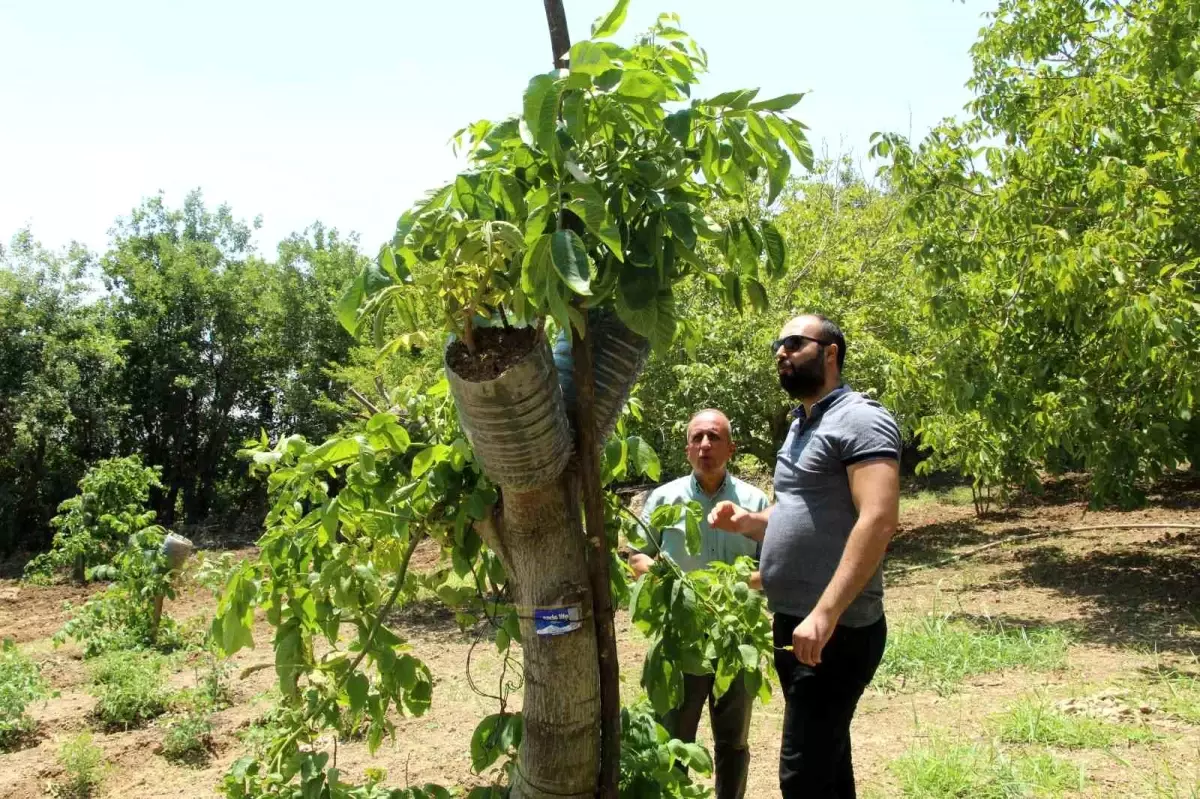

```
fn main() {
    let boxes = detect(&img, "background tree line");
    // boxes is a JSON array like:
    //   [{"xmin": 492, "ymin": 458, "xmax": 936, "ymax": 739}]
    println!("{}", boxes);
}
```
[{"xmin": 6, "ymin": 0, "xmax": 1200, "ymax": 556}]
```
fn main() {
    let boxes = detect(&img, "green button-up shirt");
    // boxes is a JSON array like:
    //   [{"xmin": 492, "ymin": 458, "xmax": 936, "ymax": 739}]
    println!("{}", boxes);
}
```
[{"xmin": 639, "ymin": 472, "xmax": 770, "ymax": 573}]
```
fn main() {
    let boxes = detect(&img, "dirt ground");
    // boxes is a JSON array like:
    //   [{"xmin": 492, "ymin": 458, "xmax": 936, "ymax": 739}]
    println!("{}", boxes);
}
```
[{"xmin": 2, "ymin": 473, "xmax": 1198, "ymax": 798}]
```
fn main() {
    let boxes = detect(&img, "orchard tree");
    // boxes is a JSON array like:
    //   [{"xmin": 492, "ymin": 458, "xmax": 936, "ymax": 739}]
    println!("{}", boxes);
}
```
[
  {"xmin": 875, "ymin": 0, "xmax": 1200, "ymax": 505},
  {"xmin": 213, "ymin": 3, "xmax": 810, "ymax": 798}
]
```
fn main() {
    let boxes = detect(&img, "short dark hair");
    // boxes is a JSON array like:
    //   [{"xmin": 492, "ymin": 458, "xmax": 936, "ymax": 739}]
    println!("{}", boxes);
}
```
[{"xmin": 813, "ymin": 314, "xmax": 846, "ymax": 372}]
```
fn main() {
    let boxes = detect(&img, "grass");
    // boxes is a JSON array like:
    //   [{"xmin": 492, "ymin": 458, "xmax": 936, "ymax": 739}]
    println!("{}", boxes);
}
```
[
  {"xmin": 1141, "ymin": 661, "xmax": 1200, "ymax": 726},
  {"xmin": 876, "ymin": 613, "xmax": 1072, "ymax": 695},
  {"xmin": 900, "ymin": 486, "xmax": 977, "ymax": 513},
  {"xmin": 891, "ymin": 736, "xmax": 1084, "ymax": 798},
  {"xmin": 993, "ymin": 695, "xmax": 1159, "ymax": 748}
]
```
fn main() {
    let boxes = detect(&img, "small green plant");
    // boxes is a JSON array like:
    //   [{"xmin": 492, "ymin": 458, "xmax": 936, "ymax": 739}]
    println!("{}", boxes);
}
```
[
  {"xmin": 890, "ymin": 736, "xmax": 1084, "ymax": 798},
  {"xmin": 876, "ymin": 613, "xmax": 1071, "ymax": 695},
  {"xmin": 25, "ymin": 456, "xmax": 162, "ymax": 583},
  {"xmin": 0, "ymin": 638, "xmax": 50, "ymax": 749},
  {"xmin": 55, "ymin": 732, "xmax": 106, "ymax": 797},
  {"xmin": 161, "ymin": 710, "xmax": 213, "ymax": 765},
  {"xmin": 88, "ymin": 652, "xmax": 171, "ymax": 729},
  {"xmin": 993, "ymin": 695, "xmax": 1158, "ymax": 748}
]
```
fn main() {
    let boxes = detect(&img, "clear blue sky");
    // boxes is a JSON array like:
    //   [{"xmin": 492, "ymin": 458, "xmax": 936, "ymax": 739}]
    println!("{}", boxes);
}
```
[{"xmin": 0, "ymin": 1, "xmax": 995, "ymax": 257}]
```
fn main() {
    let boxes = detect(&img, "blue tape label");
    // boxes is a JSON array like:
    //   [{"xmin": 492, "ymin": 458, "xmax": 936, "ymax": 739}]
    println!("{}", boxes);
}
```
[{"xmin": 534, "ymin": 605, "xmax": 582, "ymax": 636}]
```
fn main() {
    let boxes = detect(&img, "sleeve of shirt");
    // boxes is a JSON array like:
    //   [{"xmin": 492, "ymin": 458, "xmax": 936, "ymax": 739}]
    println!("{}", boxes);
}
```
[
  {"xmin": 838, "ymin": 403, "xmax": 902, "ymax": 465},
  {"xmin": 637, "ymin": 489, "xmax": 664, "ymax": 556}
]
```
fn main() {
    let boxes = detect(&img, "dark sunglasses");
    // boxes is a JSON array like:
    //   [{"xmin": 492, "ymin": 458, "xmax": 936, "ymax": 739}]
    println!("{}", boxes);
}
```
[{"xmin": 770, "ymin": 334, "xmax": 831, "ymax": 356}]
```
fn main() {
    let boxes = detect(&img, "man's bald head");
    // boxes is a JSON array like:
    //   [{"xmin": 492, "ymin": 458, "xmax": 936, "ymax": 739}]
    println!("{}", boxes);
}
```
[
  {"xmin": 685, "ymin": 408, "xmax": 735, "ymax": 486},
  {"xmin": 687, "ymin": 409, "xmax": 732, "ymax": 440}
]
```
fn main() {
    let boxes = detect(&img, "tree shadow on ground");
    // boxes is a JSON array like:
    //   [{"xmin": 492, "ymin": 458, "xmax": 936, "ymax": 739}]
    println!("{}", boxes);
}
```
[
  {"xmin": 886, "ymin": 519, "xmax": 997, "ymax": 569},
  {"xmin": 1008, "ymin": 542, "xmax": 1200, "ymax": 655}
]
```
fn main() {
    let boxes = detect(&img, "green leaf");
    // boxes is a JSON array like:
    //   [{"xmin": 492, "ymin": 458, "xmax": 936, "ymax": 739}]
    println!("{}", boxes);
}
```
[
  {"xmin": 705, "ymin": 88, "xmax": 759, "ymax": 109},
  {"xmin": 345, "ymin": 672, "xmax": 369, "ymax": 714},
  {"xmin": 591, "ymin": 0, "xmax": 630, "ymax": 38},
  {"xmin": 523, "ymin": 73, "xmax": 562, "ymax": 151},
  {"xmin": 550, "ymin": 230, "xmax": 593, "ymax": 295},
  {"xmin": 762, "ymin": 221, "xmax": 787, "ymax": 278},
  {"xmin": 470, "ymin": 713, "xmax": 522, "ymax": 772},
  {"xmin": 749, "ymin": 93, "xmax": 806, "ymax": 111},
  {"xmin": 616, "ymin": 69, "xmax": 667, "ymax": 101},
  {"xmin": 767, "ymin": 115, "xmax": 814, "ymax": 171},
  {"xmin": 274, "ymin": 618, "xmax": 306, "ymax": 698},
  {"xmin": 746, "ymin": 277, "xmax": 769, "ymax": 312},
  {"xmin": 767, "ymin": 151, "xmax": 791, "ymax": 204},
  {"xmin": 738, "ymin": 644, "xmax": 760, "ymax": 670},
  {"xmin": 723, "ymin": 272, "xmax": 744, "ymax": 313},
  {"xmin": 615, "ymin": 288, "xmax": 676, "ymax": 349},
  {"xmin": 335, "ymin": 273, "xmax": 365, "ymax": 334},
  {"xmin": 566, "ymin": 183, "xmax": 624, "ymax": 258},
  {"xmin": 628, "ymin": 436, "xmax": 661, "ymax": 481},
  {"xmin": 665, "ymin": 109, "xmax": 692, "ymax": 144},
  {"xmin": 412, "ymin": 444, "xmax": 450, "ymax": 478},
  {"xmin": 684, "ymin": 504, "xmax": 701, "ymax": 555},
  {"xmin": 618, "ymin": 264, "xmax": 660, "ymax": 310},
  {"xmin": 569, "ymin": 41, "xmax": 613, "ymax": 76}
]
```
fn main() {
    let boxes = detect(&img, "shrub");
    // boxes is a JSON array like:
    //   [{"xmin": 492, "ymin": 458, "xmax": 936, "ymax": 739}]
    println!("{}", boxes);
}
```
[
  {"xmin": 56, "ymin": 732, "xmax": 105, "ymax": 797},
  {"xmin": 0, "ymin": 639, "xmax": 50, "ymax": 748},
  {"xmin": 161, "ymin": 710, "xmax": 213, "ymax": 764},
  {"xmin": 89, "ymin": 652, "xmax": 171, "ymax": 729},
  {"xmin": 24, "ymin": 456, "xmax": 162, "ymax": 583}
]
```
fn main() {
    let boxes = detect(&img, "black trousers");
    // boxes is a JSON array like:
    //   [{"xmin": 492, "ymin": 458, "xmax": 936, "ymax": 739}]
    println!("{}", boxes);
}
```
[
  {"xmin": 772, "ymin": 613, "xmax": 887, "ymax": 799},
  {"xmin": 661, "ymin": 671, "xmax": 754, "ymax": 799}
]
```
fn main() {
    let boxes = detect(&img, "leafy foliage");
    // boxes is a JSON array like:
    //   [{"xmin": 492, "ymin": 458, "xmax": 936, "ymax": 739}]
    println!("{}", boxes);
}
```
[
  {"xmin": 87, "ymin": 652, "xmax": 172, "ymax": 729},
  {"xmin": 0, "ymin": 639, "xmax": 51, "ymax": 749},
  {"xmin": 162, "ymin": 710, "xmax": 215, "ymax": 764},
  {"xmin": 55, "ymin": 732, "xmax": 106, "ymax": 798},
  {"xmin": 0, "ymin": 231, "xmax": 124, "ymax": 555},
  {"xmin": 631, "ymin": 161, "xmax": 920, "ymax": 473},
  {"xmin": 345, "ymin": 11, "xmax": 812, "ymax": 356},
  {"xmin": 627, "ymin": 503, "xmax": 772, "ymax": 715},
  {"xmin": 212, "ymin": 381, "xmax": 495, "ymax": 797},
  {"xmin": 874, "ymin": 0, "xmax": 1200, "ymax": 505},
  {"xmin": 24, "ymin": 456, "xmax": 161, "ymax": 583},
  {"xmin": 618, "ymin": 702, "xmax": 713, "ymax": 798}
]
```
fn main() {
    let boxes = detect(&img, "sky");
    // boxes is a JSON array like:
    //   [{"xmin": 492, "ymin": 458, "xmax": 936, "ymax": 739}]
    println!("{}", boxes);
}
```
[{"xmin": 0, "ymin": 1, "xmax": 996, "ymax": 259}]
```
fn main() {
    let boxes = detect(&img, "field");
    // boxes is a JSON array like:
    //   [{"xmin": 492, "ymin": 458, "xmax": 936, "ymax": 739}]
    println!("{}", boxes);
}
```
[{"xmin": 2, "ymin": 475, "xmax": 1197, "ymax": 798}]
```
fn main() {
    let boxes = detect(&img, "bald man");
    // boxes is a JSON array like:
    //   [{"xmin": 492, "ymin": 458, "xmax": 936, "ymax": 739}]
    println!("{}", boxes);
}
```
[
  {"xmin": 709, "ymin": 314, "xmax": 901, "ymax": 799},
  {"xmin": 631, "ymin": 408, "xmax": 769, "ymax": 799}
]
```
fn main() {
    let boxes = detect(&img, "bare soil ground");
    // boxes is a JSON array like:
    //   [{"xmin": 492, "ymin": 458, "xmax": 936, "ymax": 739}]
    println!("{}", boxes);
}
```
[{"xmin": 2, "ymin": 474, "xmax": 1197, "ymax": 798}]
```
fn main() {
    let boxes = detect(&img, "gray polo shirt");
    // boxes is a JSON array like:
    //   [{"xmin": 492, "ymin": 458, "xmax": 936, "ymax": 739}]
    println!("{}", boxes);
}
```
[{"xmin": 759, "ymin": 386, "xmax": 901, "ymax": 627}]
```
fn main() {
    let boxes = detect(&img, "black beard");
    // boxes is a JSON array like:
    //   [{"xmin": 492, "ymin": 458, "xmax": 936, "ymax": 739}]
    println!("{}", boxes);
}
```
[{"xmin": 778, "ymin": 357, "xmax": 826, "ymax": 399}]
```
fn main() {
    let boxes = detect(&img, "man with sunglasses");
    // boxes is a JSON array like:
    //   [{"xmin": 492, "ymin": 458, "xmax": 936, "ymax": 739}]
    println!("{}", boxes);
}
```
[{"xmin": 709, "ymin": 314, "xmax": 901, "ymax": 798}]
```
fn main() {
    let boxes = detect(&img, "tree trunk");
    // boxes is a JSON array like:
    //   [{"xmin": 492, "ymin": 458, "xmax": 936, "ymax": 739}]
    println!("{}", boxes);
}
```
[
  {"xmin": 571, "ymin": 319, "xmax": 621, "ymax": 798},
  {"xmin": 493, "ymin": 479, "xmax": 600, "ymax": 799}
]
